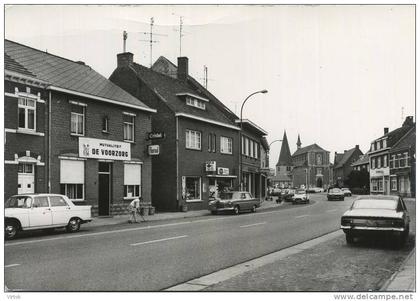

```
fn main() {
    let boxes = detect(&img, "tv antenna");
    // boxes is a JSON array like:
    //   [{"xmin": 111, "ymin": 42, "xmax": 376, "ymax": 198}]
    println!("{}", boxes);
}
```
[
  {"xmin": 199, "ymin": 65, "xmax": 215, "ymax": 90},
  {"xmin": 401, "ymin": 106, "xmax": 405, "ymax": 122},
  {"xmin": 139, "ymin": 17, "xmax": 167, "ymax": 67},
  {"xmin": 173, "ymin": 15, "xmax": 189, "ymax": 57}
]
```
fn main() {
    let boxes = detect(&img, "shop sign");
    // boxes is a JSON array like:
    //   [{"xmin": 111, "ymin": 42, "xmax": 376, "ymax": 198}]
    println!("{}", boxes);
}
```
[
  {"xmin": 205, "ymin": 161, "xmax": 216, "ymax": 172},
  {"xmin": 217, "ymin": 167, "xmax": 229, "ymax": 175},
  {"xmin": 148, "ymin": 132, "xmax": 165, "ymax": 140},
  {"xmin": 148, "ymin": 145, "xmax": 160, "ymax": 156},
  {"xmin": 79, "ymin": 137, "xmax": 131, "ymax": 161}
]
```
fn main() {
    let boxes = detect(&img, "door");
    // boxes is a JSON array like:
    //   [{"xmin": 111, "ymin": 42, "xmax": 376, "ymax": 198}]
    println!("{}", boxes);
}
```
[
  {"xmin": 29, "ymin": 196, "xmax": 53, "ymax": 228},
  {"xmin": 18, "ymin": 163, "xmax": 35, "ymax": 194},
  {"xmin": 98, "ymin": 162, "xmax": 111, "ymax": 216},
  {"xmin": 49, "ymin": 195, "xmax": 72, "ymax": 225}
]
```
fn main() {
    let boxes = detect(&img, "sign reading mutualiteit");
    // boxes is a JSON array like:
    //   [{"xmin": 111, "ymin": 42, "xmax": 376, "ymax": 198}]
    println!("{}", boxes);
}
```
[{"xmin": 79, "ymin": 137, "xmax": 131, "ymax": 161}]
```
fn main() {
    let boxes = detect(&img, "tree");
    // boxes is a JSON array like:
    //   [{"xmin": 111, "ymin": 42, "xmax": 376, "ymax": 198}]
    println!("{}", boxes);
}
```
[{"xmin": 344, "ymin": 169, "xmax": 370, "ymax": 190}]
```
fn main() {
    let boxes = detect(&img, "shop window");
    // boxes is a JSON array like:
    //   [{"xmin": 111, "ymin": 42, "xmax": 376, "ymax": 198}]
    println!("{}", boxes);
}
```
[
  {"xmin": 391, "ymin": 177, "xmax": 397, "ymax": 191},
  {"xmin": 123, "ymin": 114, "xmax": 135, "ymax": 142},
  {"xmin": 185, "ymin": 177, "xmax": 201, "ymax": 201},
  {"xmin": 220, "ymin": 136, "xmax": 232, "ymax": 154},
  {"xmin": 378, "ymin": 180, "xmax": 383, "ymax": 191},
  {"xmin": 60, "ymin": 160, "xmax": 85, "ymax": 201},
  {"xmin": 124, "ymin": 164, "xmax": 141, "ymax": 198},
  {"xmin": 371, "ymin": 179, "xmax": 378, "ymax": 191},
  {"xmin": 18, "ymin": 97, "xmax": 36, "ymax": 131},
  {"xmin": 60, "ymin": 184, "xmax": 84, "ymax": 200},
  {"xmin": 186, "ymin": 130, "xmax": 201, "ymax": 150},
  {"xmin": 71, "ymin": 104, "xmax": 85, "ymax": 136}
]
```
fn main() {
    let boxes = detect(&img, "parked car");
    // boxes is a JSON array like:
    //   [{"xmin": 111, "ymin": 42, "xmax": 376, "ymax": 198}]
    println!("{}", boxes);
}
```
[
  {"xmin": 341, "ymin": 188, "xmax": 352, "ymax": 197},
  {"xmin": 270, "ymin": 187, "xmax": 282, "ymax": 197},
  {"xmin": 208, "ymin": 191, "xmax": 261, "ymax": 215},
  {"xmin": 5, "ymin": 194, "xmax": 92, "ymax": 239},
  {"xmin": 292, "ymin": 189, "xmax": 309, "ymax": 204},
  {"xmin": 340, "ymin": 195, "xmax": 410, "ymax": 246},
  {"xmin": 313, "ymin": 187, "xmax": 324, "ymax": 193},
  {"xmin": 282, "ymin": 189, "xmax": 296, "ymax": 202},
  {"xmin": 327, "ymin": 188, "xmax": 345, "ymax": 201}
]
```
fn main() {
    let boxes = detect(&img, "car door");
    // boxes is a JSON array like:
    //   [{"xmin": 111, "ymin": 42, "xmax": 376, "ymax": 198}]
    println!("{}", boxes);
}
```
[
  {"xmin": 49, "ymin": 195, "xmax": 72, "ymax": 226},
  {"xmin": 29, "ymin": 196, "xmax": 53, "ymax": 228}
]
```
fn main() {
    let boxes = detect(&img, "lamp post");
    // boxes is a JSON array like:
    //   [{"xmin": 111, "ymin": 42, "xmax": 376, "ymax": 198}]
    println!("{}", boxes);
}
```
[{"xmin": 239, "ymin": 89, "xmax": 268, "ymax": 191}]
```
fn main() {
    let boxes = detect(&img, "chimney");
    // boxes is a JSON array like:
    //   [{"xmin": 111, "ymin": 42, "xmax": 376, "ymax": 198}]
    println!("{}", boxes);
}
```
[
  {"xmin": 384, "ymin": 127, "xmax": 389, "ymax": 135},
  {"xmin": 117, "ymin": 52, "xmax": 134, "ymax": 68},
  {"xmin": 403, "ymin": 116, "xmax": 414, "ymax": 127},
  {"xmin": 356, "ymin": 145, "xmax": 359, "ymax": 149},
  {"xmin": 177, "ymin": 57, "xmax": 189, "ymax": 81}
]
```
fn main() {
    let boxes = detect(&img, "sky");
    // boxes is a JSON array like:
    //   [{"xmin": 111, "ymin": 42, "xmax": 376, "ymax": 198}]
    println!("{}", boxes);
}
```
[{"xmin": 5, "ymin": 4, "xmax": 415, "ymax": 168}]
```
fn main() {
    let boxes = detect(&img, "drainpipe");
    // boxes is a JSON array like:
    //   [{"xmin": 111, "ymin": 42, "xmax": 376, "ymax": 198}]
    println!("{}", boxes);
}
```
[
  {"xmin": 176, "ymin": 115, "xmax": 179, "ymax": 208},
  {"xmin": 48, "ymin": 90, "xmax": 52, "ymax": 193}
]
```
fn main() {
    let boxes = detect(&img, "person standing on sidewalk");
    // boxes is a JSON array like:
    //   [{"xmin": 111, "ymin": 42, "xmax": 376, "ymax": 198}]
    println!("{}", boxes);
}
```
[{"xmin": 128, "ymin": 197, "xmax": 141, "ymax": 223}]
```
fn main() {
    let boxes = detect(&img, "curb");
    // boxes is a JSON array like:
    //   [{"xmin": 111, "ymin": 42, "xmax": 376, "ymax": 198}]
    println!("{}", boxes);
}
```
[{"xmin": 380, "ymin": 248, "xmax": 415, "ymax": 291}]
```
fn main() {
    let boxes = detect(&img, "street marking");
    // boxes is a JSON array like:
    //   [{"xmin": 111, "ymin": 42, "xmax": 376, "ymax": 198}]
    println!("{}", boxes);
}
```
[
  {"xmin": 5, "ymin": 264, "xmax": 20, "ymax": 268},
  {"xmin": 240, "ymin": 222, "xmax": 267, "ymax": 228},
  {"xmin": 130, "ymin": 235, "xmax": 188, "ymax": 246},
  {"xmin": 326, "ymin": 209, "xmax": 338, "ymax": 213},
  {"xmin": 165, "ymin": 230, "xmax": 342, "ymax": 291},
  {"xmin": 295, "ymin": 214, "xmax": 309, "ymax": 219}
]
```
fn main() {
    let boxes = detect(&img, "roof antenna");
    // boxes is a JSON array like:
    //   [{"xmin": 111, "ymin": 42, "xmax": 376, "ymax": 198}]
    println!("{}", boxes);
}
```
[
  {"xmin": 401, "ymin": 106, "xmax": 405, "ymax": 122},
  {"xmin": 179, "ymin": 16, "xmax": 183, "ymax": 56},
  {"xmin": 123, "ymin": 30, "xmax": 127, "ymax": 52},
  {"xmin": 139, "ymin": 17, "xmax": 167, "ymax": 67}
]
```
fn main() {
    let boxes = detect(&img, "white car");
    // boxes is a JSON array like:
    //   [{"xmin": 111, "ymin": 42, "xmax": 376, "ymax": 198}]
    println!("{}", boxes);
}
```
[
  {"xmin": 292, "ymin": 189, "xmax": 309, "ymax": 204},
  {"xmin": 5, "ymin": 194, "xmax": 92, "ymax": 239}
]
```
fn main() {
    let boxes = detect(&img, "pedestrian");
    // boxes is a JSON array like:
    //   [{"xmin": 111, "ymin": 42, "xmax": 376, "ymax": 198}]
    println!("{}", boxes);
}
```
[{"xmin": 128, "ymin": 197, "xmax": 141, "ymax": 223}]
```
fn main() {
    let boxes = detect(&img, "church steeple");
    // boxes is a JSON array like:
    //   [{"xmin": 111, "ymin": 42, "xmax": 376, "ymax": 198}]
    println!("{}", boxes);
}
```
[
  {"xmin": 276, "ymin": 130, "xmax": 292, "ymax": 166},
  {"xmin": 297, "ymin": 134, "xmax": 302, "ymax": 149}
]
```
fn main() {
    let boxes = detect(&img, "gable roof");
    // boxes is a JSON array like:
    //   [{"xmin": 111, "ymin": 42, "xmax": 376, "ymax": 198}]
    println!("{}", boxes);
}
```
[
  {"xmin": 277, "ymin": 131, "xmax": 292, "ymax": 166},
  {"xmin": 5, "ymin": 39, "xmax": 154, "ymax": 112},
  {"xmin": 334, "ymin": 147, "xmax": 361, "ymax": 169},
  {"xmin": 391, "ymin": 127, "xmax": 415, "ymax": 153},
  {"xmin": 292, "ymin": 143, "xmax": 326, "ymax": 157},
  {"xmin": 351, "ymin": 153, "xmax": 369, "ymax": 167}
]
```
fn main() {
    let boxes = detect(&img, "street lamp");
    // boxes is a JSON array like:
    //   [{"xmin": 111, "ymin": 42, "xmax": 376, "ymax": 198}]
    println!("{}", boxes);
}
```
[{"xmin": 239, "ymin": 89, "xmax": 268, "ymax": 191}]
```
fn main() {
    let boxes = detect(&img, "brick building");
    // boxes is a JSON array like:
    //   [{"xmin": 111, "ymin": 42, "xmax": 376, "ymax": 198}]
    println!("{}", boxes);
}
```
[
  {"xmin": 368, "ymin": 117, "xmax": 414, "ymax": 195},
  {"xmin": 5, "ymin": 40, "xmax": 155, "ymax": 216},
  {"xmin": 291, "ymin": 136, "xmax": 331, "ymax": 189},
  {"xmin": 333, "ymin": 145, "xmax": 363, "ymax": 187},
  {"xmin": 351, "ymin": 153, "xmax": 370, "ymax": 172},
  {"xmin": 110, "ymin": 54, "xmax": 268, "ymax": 211}
]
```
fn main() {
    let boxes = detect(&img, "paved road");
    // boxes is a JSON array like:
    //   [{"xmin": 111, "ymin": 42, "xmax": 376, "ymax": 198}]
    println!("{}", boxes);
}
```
[{"xmin": 4, "ymin": 194, "xmax": 364, "ymax": 291}]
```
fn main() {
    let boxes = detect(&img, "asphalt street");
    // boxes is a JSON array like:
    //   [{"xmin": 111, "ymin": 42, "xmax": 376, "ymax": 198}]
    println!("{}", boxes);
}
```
[{"xmin": 4, "ymin": 194, "xmax": 410, "ymax": 291}]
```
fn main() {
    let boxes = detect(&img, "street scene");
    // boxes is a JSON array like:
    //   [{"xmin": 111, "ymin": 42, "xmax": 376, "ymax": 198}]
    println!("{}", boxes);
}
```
[{"xmin": 3, "ymin": 3, "xmax": 416, "ymax": 298}]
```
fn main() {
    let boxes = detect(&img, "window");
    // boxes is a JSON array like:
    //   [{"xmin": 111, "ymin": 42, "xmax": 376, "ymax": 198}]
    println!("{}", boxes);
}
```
[
  {"xmin": 316, "ymin": 154, "xmax": 322, "ymax": 165},
  {"xmin": 60, "ymin": 160, "xmax": 85, "ymax": 201},
  {"xmin": 371, "ymin": 158, "xmax": 376, "ymax": 169},
  {"xmin": 254, "ymin": 143, "xmax": 259, "ymax": 159},
  {"xmin": 124, "ymin": 164, "xmax": 142, "ymax": 198},
  {"xmin": 60, "ymin": 184, "xmax": 84, "ymax": 200},
  {"xmin": 102, "ymin": 117, "xmax": 109, "ymax": 132},
  {"xmin": 391, "ymin": 177, "xmax": 397, "ymax": 191},
  {"xmin": 377, "ymin": 156, "xmax": 381, "ymax": 168},
  {"xmin": 50, "ymin": 196, "xmax": 68, "ymax": 207},
  {"xmin": 33, "ymin": 196, "xmax": 49, "ymax": 208},
  {"xmin": 185, "ymin": 177, "xmax": 201, "ymax": 201},
  {"xmin": 186, "ymin": 96, "xmax": 206, "ymax": 110},
  {"xmin": 220, "ymin": 136, "xmax": 233, "ymax": 154},
  {"xmin": 317, "ymin": 168, "xmax": 323, "ymax": 175},
  {"xmin": 383, "ymin": 139, "xmax": 387, "ymax": 148},
  {"xmin": 383, "ymin": 155, "xmax": 388, "ymax": 167},
  {"xmin": 379, "ymin": 140, "xmax": 383, "ymax": 149},
  {"xmin": 390, "ymin": 155, "xmax": 395, "ymax": 168},
  {"xmin": 242, "ymin": 137, "xmax": 245, "ymax": 155},
  {"xmin": 71, "ymin": 104, "xmax": 85, "ymax": 135},
  {"xmin": 250, "ymin": 140, "xmax": 254, "ymax": 158},
  {"xmin": 18, "ymin": 163, "xmax": 33, "ymax": 174},
  {"xmin": 18, "ymin": 97, "xmax": 36, "ymax": 131},
  {"xmin": 371, "ymin": 179, "xmax": 378, "ymax": 191},
  {"xmin": 186, "ymin": 130, "xmax": 201, "ymax": 150},
  {"xmin": 286, "ymin": 166, "xmax": 291, "ymax": 172},
  {"xmin": 378, "ymin": 179, "xmax": 383, "ymax": 191},
  {"xmin": 245, "ymin": 137, "xmax": 249, "ymax": 156},
  {"xmin": 376, "ymin": 141, "xmax": 380, "ymax": 150},
  {"xmin": 208, "ymin": 133, "xmax": 216, "ymax": 152},
  {"xmin": 123, "ymin": 114, "xmax": 135, "ymax": 142}
]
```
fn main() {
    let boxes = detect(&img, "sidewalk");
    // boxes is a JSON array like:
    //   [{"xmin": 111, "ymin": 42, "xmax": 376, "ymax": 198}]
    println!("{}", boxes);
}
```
[
  {"xmin": 86, "ymin": 198, "xmax": 285, "ymax": 228},
  {"xmin": 381, "ymin": 248, "xmax": 415, "ymax": 291}
]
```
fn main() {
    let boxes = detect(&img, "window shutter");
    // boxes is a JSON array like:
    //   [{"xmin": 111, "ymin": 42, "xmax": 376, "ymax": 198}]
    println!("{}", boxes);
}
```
[
  {"xmin": 60, "ymin": 160, "xmax": 84, "ymax": 184},
  {"xmin": 124, "ymin": 164, "xmax": 141, "ymax": 185}
]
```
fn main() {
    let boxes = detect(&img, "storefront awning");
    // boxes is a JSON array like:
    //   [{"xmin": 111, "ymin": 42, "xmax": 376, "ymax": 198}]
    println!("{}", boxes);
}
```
[{"xmin": 206, "ymin": 175, "xmax": 237, "ymax": 178}]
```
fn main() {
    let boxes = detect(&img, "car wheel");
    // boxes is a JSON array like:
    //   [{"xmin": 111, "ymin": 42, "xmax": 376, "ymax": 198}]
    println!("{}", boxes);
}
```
[
  {"xmin": 233, "ymin": 206, "xmax": 240, "ymax": 215},
  {"xmin": 251, "ymin": 205, "xmax": 257, "ymax": 213},
  {"xmin": 66, "ymin": 218, "xmax": 81, "ymax": 233},
  {"xmin": 345, "ymin": 233, "xmax": 354, "ymax": 244},
  {"xmin": 398, "ymin": 226, "xmax": 409, "ymax": 247},
  {"xmin": 5, "ymin": 221, "xmax": 19, "ymax": 240}
]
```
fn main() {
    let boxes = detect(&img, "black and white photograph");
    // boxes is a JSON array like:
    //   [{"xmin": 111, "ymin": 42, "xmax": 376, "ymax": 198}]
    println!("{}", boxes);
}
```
[{"xmin": 2, "ymin": 2, "xmax": 416, "ymax": 299}]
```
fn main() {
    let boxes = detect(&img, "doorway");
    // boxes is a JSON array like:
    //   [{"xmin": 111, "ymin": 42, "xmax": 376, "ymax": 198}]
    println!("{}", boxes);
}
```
[
  {"xmin": 98, "ymin": 162, "xmax": 111, "ymax": 216},
  {"xmin": 18, "ymin": 163, "xmax": 35, "ymax": 194}
]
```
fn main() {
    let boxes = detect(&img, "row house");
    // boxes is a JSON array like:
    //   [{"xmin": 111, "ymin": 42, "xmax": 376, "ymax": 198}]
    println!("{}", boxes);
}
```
[
  {"xmin": 332, "ymin": 145, "xmax": 363, "ymax": 187},
  {"xmin": 110, "ymin": 54, "xmax": 268, "ymax": 211},
  {"xmin": 351, "ymin": 153, "xmax": 370, "ymax": 172},
  {"xmin": 291, "ymin": 136, "xmax": 331, "ymax": 189},
  {"xmin": 367, "ymin": 116, "xmax": 414, "ymax": 195},
  {"xmin": 5, "ymin": 40, "xmax": 155, "ymax": 216}
]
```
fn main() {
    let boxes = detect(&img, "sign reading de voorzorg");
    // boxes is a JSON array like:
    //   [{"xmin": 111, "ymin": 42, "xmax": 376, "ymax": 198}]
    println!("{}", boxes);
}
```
[{"xmin": 79, "ymin": 137, "xmax": 131, "ymax": 161}]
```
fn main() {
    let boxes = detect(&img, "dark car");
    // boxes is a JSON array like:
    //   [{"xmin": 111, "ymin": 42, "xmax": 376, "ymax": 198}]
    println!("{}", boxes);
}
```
[
  {"xmin": 327, "ymin": 188, "xmax": 344, "ymax": 201},
  {"xmin": 341, "ymin": 195, "xmax": 410, "ymax": 246},
  {"xmin": 208, "ymin": 191, "xmax": 261, "ymax": 215}
]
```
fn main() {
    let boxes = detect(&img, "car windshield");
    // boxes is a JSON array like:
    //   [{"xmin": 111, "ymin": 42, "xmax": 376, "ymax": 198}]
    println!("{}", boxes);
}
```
[
  {"xmin": 5, "ymin": 196, "xmax": 32, "ymax": 208},
  {"xmin": 330, "ymin": 188, "xmax": 342, "ymax": 193},
  {"xmin": 219, "ymin": 192, "xmax": 234, "ymax": 200},
  {"xmin": 352, "ymin": 199, "xmax": 397, "ymax": 210}
]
